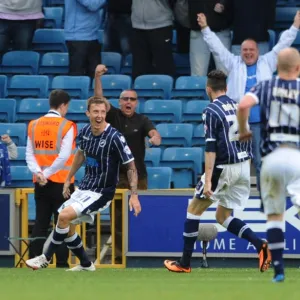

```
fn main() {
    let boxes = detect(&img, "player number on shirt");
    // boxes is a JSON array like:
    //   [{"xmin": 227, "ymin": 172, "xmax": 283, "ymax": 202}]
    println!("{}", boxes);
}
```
[
  {"xmin": 269, "ymin": 102, "xmax": 300, "ymax": 128},
  {"xmin": 226, "ymin": 115, "xmax": 239, "ymax": 141}
]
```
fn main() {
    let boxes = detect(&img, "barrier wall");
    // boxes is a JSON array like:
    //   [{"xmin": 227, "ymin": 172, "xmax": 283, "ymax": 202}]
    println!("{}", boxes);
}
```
[{"xmin": 1, "ymin": 188, "xmax": 300, "ymax": 268}]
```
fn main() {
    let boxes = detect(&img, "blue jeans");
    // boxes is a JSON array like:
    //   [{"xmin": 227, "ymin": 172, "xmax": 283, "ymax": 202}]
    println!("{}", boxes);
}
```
[
  {"xmin": 190, "ymin": 29, "xmax": 231, "ymax": 76},
  {"xmin": 231, "ymin": 42, "xmax": 269, "ymax": 56},
  {"xmin": 104, "ymin": 13, "xmax": 132, "ymax": 56},
  {"xmin": 250, "ymin": 123, "xmax": 262, "ymax": 191},
  {"xmin": 0, "ymin": 19, "xmax": 37, "ymax": 56}
]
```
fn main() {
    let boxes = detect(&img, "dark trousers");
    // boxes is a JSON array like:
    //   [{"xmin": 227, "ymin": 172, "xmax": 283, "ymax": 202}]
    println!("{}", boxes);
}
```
[
  {"xmin": 66, "ymin": 40, "xmax": 101, "ymax": 78},
  {"xmin": 29, "ymin": 181, "xmax": 75, "ymax": 267},
  {"xmin": 132, "ymin": 26, "xmax": 176, "ymax": 79},
  {"xmin": 104, "ymin": 13, "xmax": 132, "ymax": 56},
  {"xmin": 110, "ymin": 175, "xmax": 147, "ymax": 263},
  {"xmin": 0, "ymin": 19, "xmax": 37, "ymax": 57}
]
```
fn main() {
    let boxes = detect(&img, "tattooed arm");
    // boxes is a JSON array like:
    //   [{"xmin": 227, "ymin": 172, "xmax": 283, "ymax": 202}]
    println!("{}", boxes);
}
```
[
  {"xmin": 125, "ymin": 160, "xmax": 141, "ymax": 216},
  {"xmin": 125, "ymin": 160, "xmax": 138, "ymax": 195}
]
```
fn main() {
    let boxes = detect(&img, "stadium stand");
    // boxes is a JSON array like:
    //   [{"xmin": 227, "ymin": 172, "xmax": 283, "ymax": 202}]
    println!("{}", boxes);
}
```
[
  {"xmin": 0, "ymin": 51, "xmax": 40, "ymax": 76},
  {"xmin": 16, "ymin": 98, "xmax": 49, "ymax": 122},
  {"xmin": 171, "ymin": 76, "xmax": 207, "ymax": 99},
  {"xmin": 0, "ymin": 123, "xmax": 27, "ymax": 146},
  {"xmin": 0, "ymin": 98, "xmax": 16, "ymax": 123},
  {"xmin": 160, "ymin": 147, "xmax": 203, "ymax": 188},
  {"xmin": 134, "ymin": 75, "xmax": 173, "ymax": 99},
  {"xmin": 43, "ymin": 7, "xmax": 64, "ymax": 29},
  {"xmin": 51, "ymin": 76, "xmax": 90, "ymax": 99},
  {"xmin": 144, "ymin": 148, "xmax": 162, "ymax": 167},
  {"xmin": 7, "ymin": 75, "xmax": 49, "ymax": 99},
  {"xmin": 39, "ymin": 52, "xmax": 69, "ymax": 76},
  {"xmin": 146, "ymin": 167, "xmax": 173, "ymax": 189},
  {"xmin": 156, "ymin": 123, "xmax": 194, "ymax": 147},
  {"xmin": 143, "ymin": 100, "xmax": 182, "ymax": 123}
]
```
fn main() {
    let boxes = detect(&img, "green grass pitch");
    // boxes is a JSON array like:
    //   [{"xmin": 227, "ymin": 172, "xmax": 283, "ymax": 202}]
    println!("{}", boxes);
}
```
[{"xmin": 0, "ymin": 268, "xmax": 299, "ymax": 300}]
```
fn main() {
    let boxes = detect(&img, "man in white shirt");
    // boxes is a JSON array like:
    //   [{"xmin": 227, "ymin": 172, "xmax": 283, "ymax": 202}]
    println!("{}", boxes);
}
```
[
  {"xmin": 26, "ymin": 89, "xmax": 77, "ymax": 268},
  {"xmin": 197, "ymin": 11, "xmax": 300, "ymax": 191}
]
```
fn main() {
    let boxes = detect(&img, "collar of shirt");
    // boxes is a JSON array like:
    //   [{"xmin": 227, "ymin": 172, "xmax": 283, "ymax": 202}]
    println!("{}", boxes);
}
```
[{"xmin": 46, "ymin": 110, "xmax": 61, "ymax": 117}]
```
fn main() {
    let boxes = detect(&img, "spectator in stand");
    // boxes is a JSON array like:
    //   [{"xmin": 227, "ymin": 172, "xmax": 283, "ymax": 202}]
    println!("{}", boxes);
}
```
[
  {"xmin": 64, "ymin": 0, "xmax": 106, "ymax": 78},
  {"xmin": 0, "ymin": 134, "xmax": 17, "ymax": 187},
  {"xmin": 1, "ymin": 134, "xmax": 17, "ymax": 160},
  {"xmin": 104, "ymin": 0, "xmax": 132, "ymax": 57},
  {"xmin": 0, "ymin": 0, "xmax": 43, "ymax": 58},
  {"xmin": 189, "ymin": 0, "xmax": 233, "ymax": 76},
  {"xmin": 131, "ymin": 0, "xmax": 176, "ymax": 79},
  {"xmin": 197, "ymin": 11, "xmax": 300, "ymax": 191},
  {"xmin": 230, "ymin": 0, "xmax": 277, "ymax": 55}
]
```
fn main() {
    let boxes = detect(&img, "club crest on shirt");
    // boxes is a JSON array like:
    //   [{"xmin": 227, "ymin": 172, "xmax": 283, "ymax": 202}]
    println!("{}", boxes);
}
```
[
  {"xmin": 99, "ymin": 140, "xmax": 106, "ymax": 147},
  {"xmin": 124, "ymin": 145, "xmax": 132, "ymax": 155},
  {"xmin": 119, "ymin": 136, "xmax": 126, "ymax": 144}
]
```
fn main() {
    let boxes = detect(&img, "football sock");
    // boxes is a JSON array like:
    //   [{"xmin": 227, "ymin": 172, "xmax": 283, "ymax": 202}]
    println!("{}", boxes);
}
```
[
  {"xmin": 44, "ymin": 225, "xmax": 69, "ymax": 260},
  {"xmin": 266, "ymin": 221, "xmax": 285, "ymax": 276},
  {"xmin": 222, "ymin": 216, "xmax": 263, "ymax": 252},
  {"xmin": 65, "ymin": 233, "xmax": 91, "ymax": 267},
  {"xmin": 180, "ymin": 213, "xmax": 200, "ymax": 267}
]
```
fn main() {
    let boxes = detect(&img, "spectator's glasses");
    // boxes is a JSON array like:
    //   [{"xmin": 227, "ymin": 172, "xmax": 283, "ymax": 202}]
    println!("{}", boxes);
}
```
[{"xmin": 121, "ymin": 97, "xmax": 137, "ymax": 102}]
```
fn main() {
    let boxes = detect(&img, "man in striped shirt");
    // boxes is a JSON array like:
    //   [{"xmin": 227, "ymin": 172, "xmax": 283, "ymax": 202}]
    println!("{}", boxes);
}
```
[
  {"xmin": 26, "ymin": 96, "xmax": 141, "ymax": 271},
  {"xmin": 164, "ymin": 70, "xmax": 271, "ymax": 273},
  {"xmin": 238, "ymin": 48, "xmax": 300, "ymax": 283}
]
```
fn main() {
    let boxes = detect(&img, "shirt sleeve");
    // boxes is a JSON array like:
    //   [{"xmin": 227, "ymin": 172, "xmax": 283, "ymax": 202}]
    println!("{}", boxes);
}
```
[
  {"xmin": 26, "ymin": 137, "xmax": 42, "ymax": 175},
  {"xmin": 204, "ymin": 110, "xmax": 219, "ymax": 152},
  {"xmin": 246, "ymin": 82, "xmax": 263, "ymax": 104},
  {"xmin": 113, "ymin": 132, "xmax": 134, "ymax": 165},
  {"xmin": 43, "ymin": 127, "xmax": 75, "ymax": 178},
  {"xmin": 143, "ymin": 116, "xmax": 156, "ymax": 137},
  {"xmin": 6, "ymin": 141, "xmax": 18, "ymax": 159}
]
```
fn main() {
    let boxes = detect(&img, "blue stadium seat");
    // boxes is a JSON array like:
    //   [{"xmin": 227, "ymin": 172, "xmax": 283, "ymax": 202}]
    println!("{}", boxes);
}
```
[
  {"xmin": 156, "ymin": 123, "xmax": 193, "ymax": 147},
  {"xmin": 0, "ymin": 51, "xmax": 40, "ymax": 75},
  {"xmin": 172, "ymin": 30, "xmax": 177, "ymax": 52},
  {"xmin": 134, "ymin": 75, "xmax": 173, "ymax": 99},
  {"xmin": 192, "ymin": 124, "xmax": 205, "ymax": 146},
  {"xmin": 145, "ymin": 148, "xmax": 162, "ymax": 167},
  {"xmin": 75, "ymin": 167, "xmax": 85, "ymax": 185},
  {"xmin": 143, "ymin": 100, "xmax": 182, "ymax": 123},
  {"xmin": 16, "ymin": 98, "xmax": 49, "ymax": 122},
  {"xmin": 92, "ymin": 75, "xmax": 132, "ymax": 98},
  {"xmin": 101, "ymin": 52, "xmax": 122, "ymax": 74},
  {"xmin": 76, "ymin": 122, "xmax": 89, "ymax": 134},
  {"xmin": 173, "ymin": 53, "xmax": 190, "ymax": 76},
  {"xmin": 0, "ymin": 98, "xmax": 16, "ymax": 122},
  {"xmin": 28, "ymin": 193, "xmax": 36, "ymax": 221},
  {"xmin": 171, "ymin": 76, "xmax": 207, "ymax": 99},
  {"xmin": 0, "ymin": 123, "xmax": 27, "ymax": 146},
  {"xmin": 47, "ymin": 0, "xmax": 65, "ymax": 5},
  {"xmin": 32, "ymin": 29, "xmax": 67, "ymax": 52},
  {"xmin": 182, "ymin": 100, "xmax": 210, "ymax": 123},
  {"xmin": 147, "ymin": 167, "xmax": 172, "ymax": 189},
  {"xmin": 39, "ymin": 53, "xmax": 69, "ymax": 76},
  {"xmin": 9, "ymin": 146, "xmax": 26, "ymax": 166},
  {"xmin": 67, "ymin": 100, "xmax": 88, "ymax": 122},
  {"xmin": 43, "ymin": 7, "xmax": 64, "ymax": 29},
  {"xmin": 121, "ymin": 54, "xmax": 132, "ymax": 75},
  {"xmin": 7, "ymin": 75, "xmax": 49, "ymax": 98},
  {"xmin": 0, "ymin": 75, "xmax": 7, "ymax": 97},
  {"xmin": 161, "ymin": 147, "xmax": 203, "ymax": 188},
  {"xmin": 277, "ymin": 0, "xmax": 300, "ymax": 6},
  {"xmin": 268, "ymin": 30, "xmax": 276, "ymax": 50},
  {"xmin": 98, "ymin": 29, "xmax": 104, "ymax": 45},
  {"xmin": 10, "ymin": 166, "xmax": 33, "ymax": 187},
  {"xmin": 75, "ymin": 123, "xmax": 89, "ymax": 145},
  {"xmin": 109, "ymin": 99, "xmax": 119, "ymax": 109},
  {"xmin": 51, "ymin": 76, "xmax": 90, "ymax": 99},
  {"xmin": 275, "ymin": 7, "xmax": 298, "ymax": 30}
]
